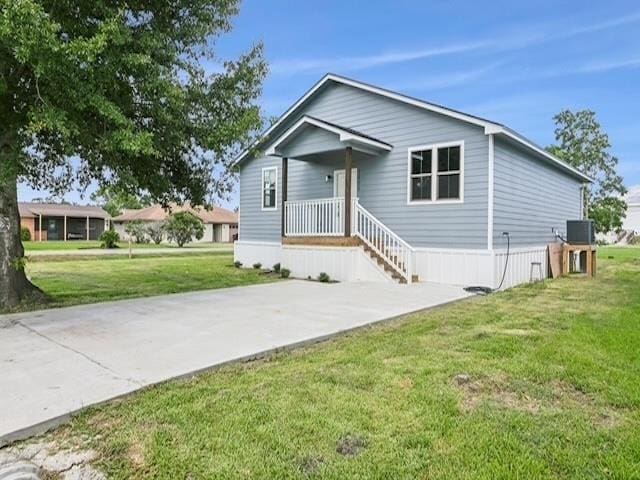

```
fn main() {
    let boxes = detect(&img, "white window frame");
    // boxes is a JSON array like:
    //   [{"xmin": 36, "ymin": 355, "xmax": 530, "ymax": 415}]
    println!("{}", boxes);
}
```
[
  {"xmin": 407, "ymin": 140, "xmax": 464, "ymax": 205},
  {"xmin": 261, "ymin": 166, "xmax": 278, "ymax": 211}
]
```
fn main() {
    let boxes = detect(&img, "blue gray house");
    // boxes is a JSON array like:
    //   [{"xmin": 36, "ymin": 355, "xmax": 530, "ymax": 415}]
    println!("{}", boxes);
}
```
[{"xmin": 233, "ymin": 74, "xmax": 590, "ymax": 288}]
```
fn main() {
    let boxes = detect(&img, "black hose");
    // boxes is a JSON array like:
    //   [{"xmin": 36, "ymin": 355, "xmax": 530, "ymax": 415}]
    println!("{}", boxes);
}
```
[
  {"xmin": 464, "ymin": 232, "xmax": 510, "ymax": 295},
  {"xmin": 495, "ymin": 232, "xmax": 510, "ymax": 291}
]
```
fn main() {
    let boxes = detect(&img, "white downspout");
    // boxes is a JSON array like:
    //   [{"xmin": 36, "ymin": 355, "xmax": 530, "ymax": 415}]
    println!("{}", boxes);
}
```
[{"xmin": 487, "ymin": 134, "xmax": 495, "ymax": 288}]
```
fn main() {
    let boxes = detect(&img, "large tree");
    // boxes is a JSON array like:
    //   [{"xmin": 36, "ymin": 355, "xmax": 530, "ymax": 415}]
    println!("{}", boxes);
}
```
[
  {"xmin": 548, "ymin": 109, "xmax": 627, "ymax": 233},
  {"xmin": 0, "ymin": 1, "xmax": 266, "ymax": 308}
]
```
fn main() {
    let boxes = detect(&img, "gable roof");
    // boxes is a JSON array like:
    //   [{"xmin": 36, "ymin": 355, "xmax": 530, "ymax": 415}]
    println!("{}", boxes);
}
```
[
  {"xmin": 235, "ymin": 73, "xmax": 592, "ymax": 183},
  {"xmin": 265, "ymin": 115, "xmax": 392, "ymax": 157},
  {"xmin": 18, "ymin": 202, "xmax": 110, "ymax": 219},
  {"xmin": 113, "ymin": 203, "xmax": 238, "ymax": 224}
]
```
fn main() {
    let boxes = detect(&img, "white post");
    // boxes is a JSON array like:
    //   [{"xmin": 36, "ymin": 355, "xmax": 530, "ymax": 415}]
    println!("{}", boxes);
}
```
[
  {"xmin": 86, "ymin": 216, "xmax": 90, "ymax": 241},
  {"xmin": 39, "ymin": 214, "xmax": 42, "ymax": 242},
  {"xmin": 64, "ymin": 215, "xmax": 67, "ymax": 242}
]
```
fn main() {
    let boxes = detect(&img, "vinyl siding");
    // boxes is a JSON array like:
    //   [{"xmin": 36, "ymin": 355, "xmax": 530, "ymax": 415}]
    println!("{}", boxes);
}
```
[
  {"xmin": 278, "ymin": 125, "xmax": 345, "ymax": 159},
  {"xmin": 493, "ymin": 137, "xmax": 583, "ymax": 248},
  {"xmin": 240, "ymin": 82, "xmax": 489, "ymax": 249}
]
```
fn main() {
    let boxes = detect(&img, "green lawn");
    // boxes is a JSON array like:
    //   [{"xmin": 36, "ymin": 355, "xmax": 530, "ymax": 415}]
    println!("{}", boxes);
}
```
[
  {"xmin": 46, "ymin": 247, "xmax": 640, "ymax": 479},
  {"xmin": 21, "ymin": 252, "xmax": 275, "ymax": 310},
  {"xmin": 23, "ymin": 240, "xmax": 225, "ymax": 251}
]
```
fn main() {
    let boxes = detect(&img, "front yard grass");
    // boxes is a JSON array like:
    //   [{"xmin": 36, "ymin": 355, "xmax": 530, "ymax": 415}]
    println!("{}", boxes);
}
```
[
  {"xmin": 23, "ymin": 240, "xmax": 226, "ymax": 251},
  {"xmin": 46, "ymin": 247, "xmax": 640, "ymax": 479},
  {"xmin": 21, "ymin": 252, "xmax": 275, "ymax": 310}
]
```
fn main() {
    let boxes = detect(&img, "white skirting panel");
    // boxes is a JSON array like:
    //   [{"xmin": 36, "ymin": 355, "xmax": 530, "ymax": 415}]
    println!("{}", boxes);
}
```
[
  {"xmin": 413, "ymin": 248, "xmax": 493, "ymax": 286},
  {"xmin": 493, "ymin": 246, "xmax": 549, "ymax": 290},
  {"xmin": 282, "ymin": 245, "xmax": 393, "ymax": 283},
  {"xmin": 234, "ymin": 241, "xmax": 282, "ymax": 268}
]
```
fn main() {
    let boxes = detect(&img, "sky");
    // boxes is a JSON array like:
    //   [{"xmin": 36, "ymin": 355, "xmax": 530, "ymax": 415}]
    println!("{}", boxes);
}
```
[{"xmin": 18, "ymin": 0, "xmax": 640, "ymax": 208}]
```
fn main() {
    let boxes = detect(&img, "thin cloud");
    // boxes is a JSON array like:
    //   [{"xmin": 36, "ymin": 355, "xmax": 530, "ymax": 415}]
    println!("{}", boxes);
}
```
[
  {"xmin": 390, "ymin": 62, "xmax": 504, "ymax": 92},
  {"xmin": 270, "ymin": 40, "xmax": 491, "ymax": 75},
  {"xmin": 270, "ymin": 10, "xmax": 640, "ymax": 76}
]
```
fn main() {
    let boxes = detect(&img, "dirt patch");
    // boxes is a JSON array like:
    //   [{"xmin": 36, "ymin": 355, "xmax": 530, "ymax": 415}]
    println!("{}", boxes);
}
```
[
  {"xmin": 298, "ymin": 454, "xmax": 324, "ymax": 475},
  {"xmin": 336, "ymin": 435, "xmax": 367, "ymax": 457},
  {"xmin": 397, "ymin": 378, "xmax": 414, "ymax": 390},
  {"xmin": 128, "ymin": 442, "xmax": 145, "ymax": 468},
  {"xmin": 454, "ymin": 376, "xmax": 621, "ymax": 426}
]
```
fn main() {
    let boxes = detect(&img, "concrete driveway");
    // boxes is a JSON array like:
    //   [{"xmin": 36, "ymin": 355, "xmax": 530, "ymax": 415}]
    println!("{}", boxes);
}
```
[{"xmin": 0, "ymin": 280, "xmax": 470, "ymax": 445}]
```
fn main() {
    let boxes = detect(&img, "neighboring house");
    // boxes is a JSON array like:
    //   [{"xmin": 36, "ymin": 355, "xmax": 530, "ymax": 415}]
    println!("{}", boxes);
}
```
[
  {"xmin": 113, "ymin": 204, "xmax": 238, "ymax": 243},
  {"xmin": 19, "ymin": 202, "xmax": 110, "ymax": 241},
  {"xmin": 233, "ymin": 74, "xmax": 591, "ymax": 289},
  {"xmin": 622, "ymin": 186, "xmax": 640, "ymax": 234}
]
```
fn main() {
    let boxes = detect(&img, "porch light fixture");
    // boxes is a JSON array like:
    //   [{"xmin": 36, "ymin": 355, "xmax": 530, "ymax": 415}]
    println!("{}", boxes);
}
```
[{"xmin": 325, "ymin": 174, "xmax": 332, "ymax": 183}]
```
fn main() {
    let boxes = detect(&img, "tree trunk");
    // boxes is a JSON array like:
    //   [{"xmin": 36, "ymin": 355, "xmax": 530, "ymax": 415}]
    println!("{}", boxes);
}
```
[{"xmin": 0, "ymin": 167, "xmax": 46, "ymax": 310}]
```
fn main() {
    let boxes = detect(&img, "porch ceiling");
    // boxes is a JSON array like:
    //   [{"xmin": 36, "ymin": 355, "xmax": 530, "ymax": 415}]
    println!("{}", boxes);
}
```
[{"xmin": 265, "ymin": 115, "xmax": 392, "ymax": 159}]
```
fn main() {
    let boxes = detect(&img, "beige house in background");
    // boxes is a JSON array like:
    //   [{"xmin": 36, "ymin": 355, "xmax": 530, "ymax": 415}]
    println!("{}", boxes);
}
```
[{"xmin": 113, "ymin": 204, "xmax": 238, "ymax": 243}]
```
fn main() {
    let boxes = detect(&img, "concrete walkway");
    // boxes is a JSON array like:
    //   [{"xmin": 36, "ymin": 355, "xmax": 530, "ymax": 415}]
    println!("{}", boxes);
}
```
[{"xmin": 0, "ymin": 281, "xmax": 470, "ymax": 445}]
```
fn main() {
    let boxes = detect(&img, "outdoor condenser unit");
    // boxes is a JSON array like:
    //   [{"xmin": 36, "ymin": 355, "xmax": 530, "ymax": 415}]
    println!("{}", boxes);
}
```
[{"xmin": 566, "ymin": 220, "xmax": 596, "ymax": 245}]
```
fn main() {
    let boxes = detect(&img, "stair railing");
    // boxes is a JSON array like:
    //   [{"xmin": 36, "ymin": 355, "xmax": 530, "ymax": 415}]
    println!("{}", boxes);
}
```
[{"xmin": 354, "ymin": 202, "xmax": 414, "ymax": 283}]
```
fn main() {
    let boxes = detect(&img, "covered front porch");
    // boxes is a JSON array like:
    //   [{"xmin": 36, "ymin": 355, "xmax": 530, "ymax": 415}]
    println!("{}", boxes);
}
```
[{"xmin": 265, "ymin": 115, "xmax": 414, "ymax": 283}]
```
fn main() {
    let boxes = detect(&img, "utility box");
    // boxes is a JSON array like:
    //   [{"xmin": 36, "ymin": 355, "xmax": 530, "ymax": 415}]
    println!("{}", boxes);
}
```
[{"xmin": 566, "ymin": 220, "xmax": 596, "ymax": 245}]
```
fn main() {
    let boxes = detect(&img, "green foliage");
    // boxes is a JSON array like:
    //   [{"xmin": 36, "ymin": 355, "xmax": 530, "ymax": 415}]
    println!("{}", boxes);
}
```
[
  {"xmin": 99, "ymin": 230, "xmax": 119, "ymax": 249},
  {"xmin": 252, "ymin": 262, "xmax": 262, "ymax": 269},
  {"xmin": 164, "ymin": 212, "xmax": 204, "ymax": 247},
  {"xmin": 318, "ymin": 272, "xmax": 330, "ymax": 283},
  {"xmin": 145, "ymin": 222, "xmax": 165, "ymax": 245},
  {"xmin": 0, "ymin": 0, "xmax": 266, "ymax": 203},
  {"xmin": 272, "ymin": 262, "xmax": 281, "ymax": 273},
  {"xmin": 124, "ymin": 220, "xmax": 148, "ymax": 244},
  {"xmin": 280, "ymin": 268, "xmax": 290, "ymax": 279},
  {"xmin": 234, "ymin": 260, "xmax": 242, "ymax": 268},
  {"xmin": 20, "ymin": 227, "xmax": 31, "ymax": 241},
  {"xmin": 12, "ymin": 256, "xmax": 27, "ymax": 271},
  {"xmin": 548, "ymin": 110, "xmax": 627, "ymax": 233},
  {"xmin": 91, "ymin": 186, "xmax": 151, "ymax": 218}
]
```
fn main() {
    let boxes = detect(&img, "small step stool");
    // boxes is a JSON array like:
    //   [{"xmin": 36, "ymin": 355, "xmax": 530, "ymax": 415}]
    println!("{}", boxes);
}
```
[{"xmin": 530, "ymin": 261, "xmax": 544, "ymax": 283}]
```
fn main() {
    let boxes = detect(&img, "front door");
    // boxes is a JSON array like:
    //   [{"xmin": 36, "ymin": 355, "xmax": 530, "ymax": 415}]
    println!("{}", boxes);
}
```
[{"xmin": 334, "ymin": 168, "xmax": 358, "ymax": 198}]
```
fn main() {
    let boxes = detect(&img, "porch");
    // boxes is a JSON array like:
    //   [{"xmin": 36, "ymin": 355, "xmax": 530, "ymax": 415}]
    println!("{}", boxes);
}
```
[{"xmin": 265, "ymin": 115, "xmax": 414, "ymax": 283}]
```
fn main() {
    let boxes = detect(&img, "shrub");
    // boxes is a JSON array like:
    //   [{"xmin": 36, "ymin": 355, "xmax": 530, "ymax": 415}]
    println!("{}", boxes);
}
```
[
  {"xmin": 280, "ymin": 268, "xmax": 291, "ymax": 278},
  {"xmin": 146, "ymin": 221, "xmax": 165, "ymax": 245},
  {"xmin": 100, "ymin": 230, "xmax": 120, "ymax": 249},
  {"xmin": 272, "ymin": 262, "xmax": 281, "ymax": 273},
  {"xmin": 234, "ymin": 260, "xmax": 242, "ymax": 268},
  {"xmin": 20, "ymin": 227, "xmax": 31, "ymax": 241},
  {"xmin": 253, "ymin": 262, "xmax": 262, "ymax": 269},
  {"xmin": 165, "ymin": 212, "xmax": 204, "ymax": 247},
  {"xmin": 125, "ymin": 220, "xmax": 148, "ymax": 244},
  {"xmin": 318, "ymin": 272, "xmax": 330, "ymax": 283}
]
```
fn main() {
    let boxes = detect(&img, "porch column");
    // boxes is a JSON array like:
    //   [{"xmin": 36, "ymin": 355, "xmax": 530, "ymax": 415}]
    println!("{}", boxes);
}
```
[
  {"xmin": 86, "ymin": 216, "xmax": 90, "ymax": 241},
  {"xmin": 344, "ymin": 146, "xmax": 353, "ymax": 237},
  {"xmin": 38, "ymin": 214, "xmax": 42, "ymax": 242},
  {"xmin": 281, "ymin": 157, "xmax": 288, "ymax": 238},
  {"xmin": 63, "ymin": 215, "xmax": 67, "ymax": 242}
]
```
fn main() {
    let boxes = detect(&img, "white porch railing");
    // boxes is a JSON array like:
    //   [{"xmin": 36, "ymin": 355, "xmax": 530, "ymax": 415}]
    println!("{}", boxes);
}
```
[
  {"xmin": 285, "ymin": 197, "xmax": 356, "ymax": 237},
  {"xmin": 354, "ymin": 203, "xmax": 414, "ymax": 283},
  {"xmin": 284, "ymin": 197, "xmax": 414, "ymax": 283}
]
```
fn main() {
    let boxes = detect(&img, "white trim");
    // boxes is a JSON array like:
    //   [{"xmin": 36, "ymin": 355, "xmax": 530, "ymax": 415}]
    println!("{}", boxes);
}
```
[
  {"xmin": 261, "ymin": 166, "xmax": 278, "ymax": 211},
  {"xmin": 490, "ymin": 127, "xmax": 592, "ymax": 182},
  {"xmin": 487, "ymin": 134, "xmax": 494, "ymax": 251},
  {"xmin": 233, "ymin": 74, "xmax": 592, "ymax": 183},
  {"xmin": 406, "ymin": 141, "xmax": 465, "ymax": 205},
  {"xmin": 333, "ymin": 168, "xmax": 358, "ymax": 197},
  {"xmin": 264, "ymin": 115, "xmax": 392, "ymax": 157}
]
